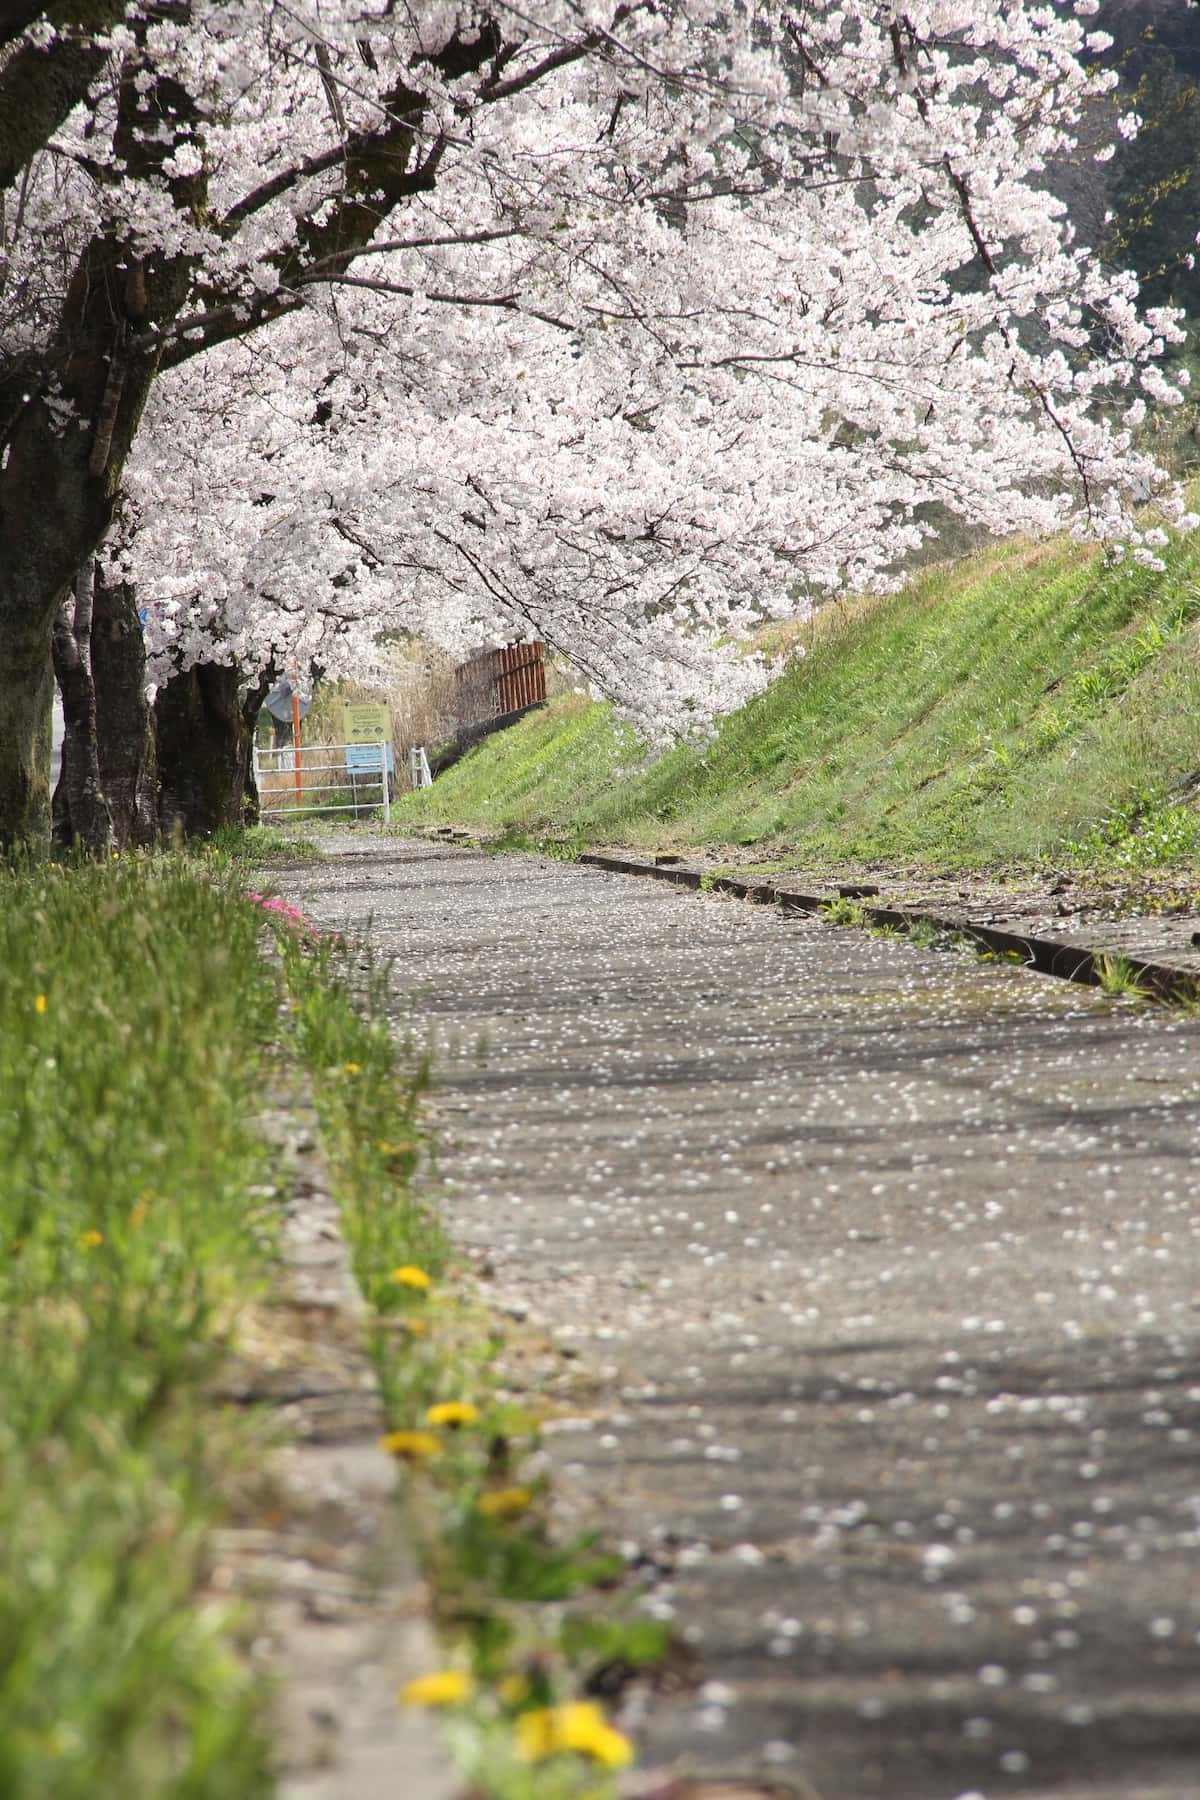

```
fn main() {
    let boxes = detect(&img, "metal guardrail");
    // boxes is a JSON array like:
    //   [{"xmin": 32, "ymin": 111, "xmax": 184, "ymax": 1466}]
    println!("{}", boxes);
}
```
[{"xmin": 254, "ymin": 740, "xmax": 393, "ymax": 823}]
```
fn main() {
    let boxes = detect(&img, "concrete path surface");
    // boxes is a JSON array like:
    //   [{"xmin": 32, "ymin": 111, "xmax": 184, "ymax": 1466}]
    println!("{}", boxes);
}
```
[{"xmin": 279, "ymin": 835, "xmax": 1200, "ymax": 1800}]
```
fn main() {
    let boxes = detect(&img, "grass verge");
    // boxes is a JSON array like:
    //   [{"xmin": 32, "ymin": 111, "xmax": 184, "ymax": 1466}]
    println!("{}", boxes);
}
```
[
  {"xmin": 210, "ymin": 823, "xmax": 323, "ymax": 864},
  {"xmin": 0, "ymin": 853, "xmax": 279, "ymax": 1798}
]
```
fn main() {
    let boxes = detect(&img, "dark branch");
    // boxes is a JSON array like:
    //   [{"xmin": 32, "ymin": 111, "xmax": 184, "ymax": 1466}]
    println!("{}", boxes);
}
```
[{"xmin": 0, "ymin": 0, "xmax": 128, "ymax": 190}]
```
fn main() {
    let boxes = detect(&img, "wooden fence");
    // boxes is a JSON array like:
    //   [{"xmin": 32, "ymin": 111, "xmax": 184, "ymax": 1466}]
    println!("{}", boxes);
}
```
[{"xmin": 454, "ymin": 641, "xmax": 546, "ymax": 726}]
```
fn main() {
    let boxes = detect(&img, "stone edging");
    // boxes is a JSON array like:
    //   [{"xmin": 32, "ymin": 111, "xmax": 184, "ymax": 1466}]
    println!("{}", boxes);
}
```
[
  {"xmin": 210, "ymin": 1080, "xmax": 460, "ymax": 1800},
  {"xmin": 575, "ymin": 853, "xmax": 1200, "ymax": 1004}
]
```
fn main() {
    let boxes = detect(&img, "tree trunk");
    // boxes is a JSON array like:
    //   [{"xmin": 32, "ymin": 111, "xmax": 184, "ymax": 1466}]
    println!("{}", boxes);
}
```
[
  {"xmin": 155, "ymin": 662, "xmax": 255, "ymax": 840},
  {"xmin": 50, "ymin": 556, "xmax": 114, "ymax": 857},
  {"xmin": 240, "ymin": 667, "xmax": 274, "ymax": 828},
  {"xmin": 0, "ymin": 43, "xmax": 206, "ymax": 853},
  {"xmin": 93, "ymin": 567, "xmax": 157, "ymax": 849},
  {"xmin": 0, "ymin": 607, "xmax": 55, "ymax": 856}
]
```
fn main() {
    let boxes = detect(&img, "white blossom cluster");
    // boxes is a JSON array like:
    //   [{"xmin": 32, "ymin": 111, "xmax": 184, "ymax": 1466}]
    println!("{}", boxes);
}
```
[{"xmin": 6, "ymin": 1, "xmax": 1193, "ymax": 740}]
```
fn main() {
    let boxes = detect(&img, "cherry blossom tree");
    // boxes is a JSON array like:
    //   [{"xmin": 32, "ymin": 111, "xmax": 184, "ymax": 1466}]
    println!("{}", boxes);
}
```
[{"xmin": 1, "ymin": 1, "xmax": 1193, "ymax": 849}]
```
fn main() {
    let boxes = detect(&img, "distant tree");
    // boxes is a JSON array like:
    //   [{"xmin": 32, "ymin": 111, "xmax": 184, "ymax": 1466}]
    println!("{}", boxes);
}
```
[
  {"xmin": 1088, "ymin": 0, "xmax": 1200, "ymax": 82},
  {"xmin": 1106, "ymin": 46, "xmax": 1200, "ymax": 316}
]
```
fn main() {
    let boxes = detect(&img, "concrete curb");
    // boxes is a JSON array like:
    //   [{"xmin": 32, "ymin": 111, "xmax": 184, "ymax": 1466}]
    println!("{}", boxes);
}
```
[
  {"xmin": 574, "ymin": 852, "xmax": 1200, "ymax": 1004},
  {"xmin": 411, "ymin": 827, "xmax": 1200, "ymax": 1005}
]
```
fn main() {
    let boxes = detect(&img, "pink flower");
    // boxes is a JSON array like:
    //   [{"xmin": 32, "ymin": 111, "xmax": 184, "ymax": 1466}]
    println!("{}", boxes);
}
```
[{"xmin": 245, "ymin": 891, "xmax": 313, "ymax": 931}]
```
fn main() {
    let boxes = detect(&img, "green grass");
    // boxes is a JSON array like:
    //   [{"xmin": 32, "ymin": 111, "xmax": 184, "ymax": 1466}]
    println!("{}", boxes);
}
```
[
  {"xmin": 0, "ymin": 854, "xmax": 279, "ymax": 1798},
  {"xmin": 210, "ymin": 823, "xmax": 322, "ymax": 863},
  {"xmin": 394, "ymin": 521, "xmax": 1200, "ymax": 874}
]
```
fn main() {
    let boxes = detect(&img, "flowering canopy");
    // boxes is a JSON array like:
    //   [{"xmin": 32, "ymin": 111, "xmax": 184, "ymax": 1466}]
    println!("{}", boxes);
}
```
[{"xmin": 1, "ymin": 1, "xmax": 1193, "ymax": 756}]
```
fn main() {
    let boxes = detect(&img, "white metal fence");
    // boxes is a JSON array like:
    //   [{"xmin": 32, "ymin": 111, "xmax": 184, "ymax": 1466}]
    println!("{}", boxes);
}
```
[{"xmin": 254, "ymin": 740, "xmax": 393, "ymax": 823}]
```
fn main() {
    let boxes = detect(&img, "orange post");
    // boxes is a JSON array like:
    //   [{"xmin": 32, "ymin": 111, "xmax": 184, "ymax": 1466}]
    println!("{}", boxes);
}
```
[{"xmin": 292, "ymin": 686, "xmax": 303, "ymax": 802}]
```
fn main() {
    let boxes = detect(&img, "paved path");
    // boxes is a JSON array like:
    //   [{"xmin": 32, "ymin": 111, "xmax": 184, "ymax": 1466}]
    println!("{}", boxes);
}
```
[{"xmin": 281, "ymin": 836, "xmax": 1200, "ymax": 1800}]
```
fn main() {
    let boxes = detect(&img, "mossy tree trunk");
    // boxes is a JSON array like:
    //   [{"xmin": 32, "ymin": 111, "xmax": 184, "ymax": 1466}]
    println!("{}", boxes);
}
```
[
  {"xmin": 51, "ymin": 556, "xmax": 114, "ymax": 856},
  {"xmin": 0, "ymin": 43, "xmax": 204, "ymax": 853},
  {"xmin": 241, "ymin": 668, "xmax": 275, "ymax": 828},
  {"xmin": 156, "ymin": 662, "xmax": 258, "ymax": 840},
  {"xmin": 93, "ymin": 567, "xmax": 157, "ymax": 848}
]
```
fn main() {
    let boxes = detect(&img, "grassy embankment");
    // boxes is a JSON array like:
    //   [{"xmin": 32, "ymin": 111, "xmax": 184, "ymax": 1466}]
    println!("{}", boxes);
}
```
[
  {"xmin": 0, "ymin": 840, "xmax": 656, "ymax": 1799},
  {"xmin": 396, "ymin": 524, "xmax": 1200, "ymax": 876}
]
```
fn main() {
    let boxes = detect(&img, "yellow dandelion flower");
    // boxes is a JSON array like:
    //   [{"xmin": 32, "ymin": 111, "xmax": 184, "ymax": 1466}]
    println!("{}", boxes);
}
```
[
  {"xmin": 402, "ymin": 1318, "xmax": 429, "ymax": 1338},
  {"xmin": 379, "ymin": 1430, "xmax": 442, "ymax": 1461},
  {"xmin": 398, "ymin": 1669, "xmax": 473, "ymax": 1708},
  {"xmin": 389, "ymin": 1265, "xmax": 431, "ymax": 1291},
  {"xmin": 79, "ymin": 1230, "xmax": 104, "ymax": 1250},
  {"xmin": 425, "ymin": 1400, "xmax": 479, "ymax": 1429},
  {"xmin": 497, "ymin": 1673, "xmax": 532, "ymax": 1707},
  {"xmin": 34, "ymin": 993, "xmax": 47, "ymax": 1014},
  {"xmin": 342, "ymin": 1061, "xmax": 362, "ymax": 1075},
  {"xmin": 515, "ymin": 1701, "xmax": 633, "ymax": 1769},
  {"xmin": 477, "ymin": 1486, "xmax": 533, "ymax": 1520}
]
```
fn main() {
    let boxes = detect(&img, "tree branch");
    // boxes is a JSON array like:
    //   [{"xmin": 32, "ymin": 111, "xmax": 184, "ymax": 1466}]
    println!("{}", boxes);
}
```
[{"xmin": 0, "ymin": 0, "xmax": 128, "ymax": 190}]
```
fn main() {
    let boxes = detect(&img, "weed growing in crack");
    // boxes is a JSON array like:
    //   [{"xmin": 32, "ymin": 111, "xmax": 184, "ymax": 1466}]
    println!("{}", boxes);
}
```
[
  {"xmin": 820, "ymin": 895, "xmax": 868, "ymax": 927},
  {"xmin": 1093, "ymin": 954, "xmax": 1153, "ymax": 1001}
]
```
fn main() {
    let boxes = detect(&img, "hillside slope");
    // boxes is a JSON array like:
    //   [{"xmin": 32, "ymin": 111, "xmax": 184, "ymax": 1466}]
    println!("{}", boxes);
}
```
[{"xmin": 396, "ymin": 529, "xmax": 1200, "ymax": 875}]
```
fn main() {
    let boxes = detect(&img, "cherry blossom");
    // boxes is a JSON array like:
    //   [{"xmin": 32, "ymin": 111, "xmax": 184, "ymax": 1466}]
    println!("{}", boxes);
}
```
[{"xmin": 0, "ymin": 2, "xmax": 1193, "ymax": 836}]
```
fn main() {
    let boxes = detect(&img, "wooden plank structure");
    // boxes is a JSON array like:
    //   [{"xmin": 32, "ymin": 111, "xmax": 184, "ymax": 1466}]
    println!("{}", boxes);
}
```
[{"xmin": 454, "ymin": 640, "xmax": 546, "ymax": 726}]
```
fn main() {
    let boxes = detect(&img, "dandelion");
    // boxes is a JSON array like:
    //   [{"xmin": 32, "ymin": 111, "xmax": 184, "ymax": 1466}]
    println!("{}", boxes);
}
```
[
  {"xmin": 379, "ymin": 1430, "xmax": 442, "ymax": 1461},
  {"xmin": 34, "ymin": 994, "xmax": 46, "ymax": 1014},
  {"xmin": 342, "ymin": 1062, "xmax": 362, "ymax": 1075},
  {"xmin": 425, "ymin": 1400, "xmax": 479, "ymax": 1428},
  {"xmin": 390, "ymin": 1265, "xmax": 431, "ymax": 1291},
  {"xmin": 477, "ymin": 1486, "xmax": 534, "ymax": 1520},
  {"xmin": 497, "ymin": 1673, "xmax": 532, "ymax": 1706},
  {"xmin": 79, "ymin": 1230, "xmax": 104, "ymax": 1249},
  {"xmin": 402, "ymin": 1318, "xmax": 429, "ymax": 1338},
  {"xmin": 515, "ymin": 1700, "xmax": 633, "ymax": 1768},
  {"xmin": 398, "ymin": 1669, "xmax": 473, "ymax": 1708}
]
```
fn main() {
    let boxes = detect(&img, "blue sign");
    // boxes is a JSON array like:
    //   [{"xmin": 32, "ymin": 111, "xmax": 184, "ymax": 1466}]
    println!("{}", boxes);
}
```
[{"xmin": 346, "ymin": 743, "xmax": 394, "ymax": 775}]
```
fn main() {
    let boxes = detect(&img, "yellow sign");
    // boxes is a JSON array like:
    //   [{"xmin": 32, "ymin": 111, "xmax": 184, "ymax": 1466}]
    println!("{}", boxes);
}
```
[{"xmin": 343, "ymin": 701, "xmax": 391, "ymax": 745}]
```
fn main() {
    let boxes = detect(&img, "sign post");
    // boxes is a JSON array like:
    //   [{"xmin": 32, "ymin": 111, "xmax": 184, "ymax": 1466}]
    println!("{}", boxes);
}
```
[
  {"xmin": 343, "ymin": 702, "xmax": 393, "ymax": 816},
  {"xmin": 291, "ymin": 681, "xmax": 303, "ymax": 803}
]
